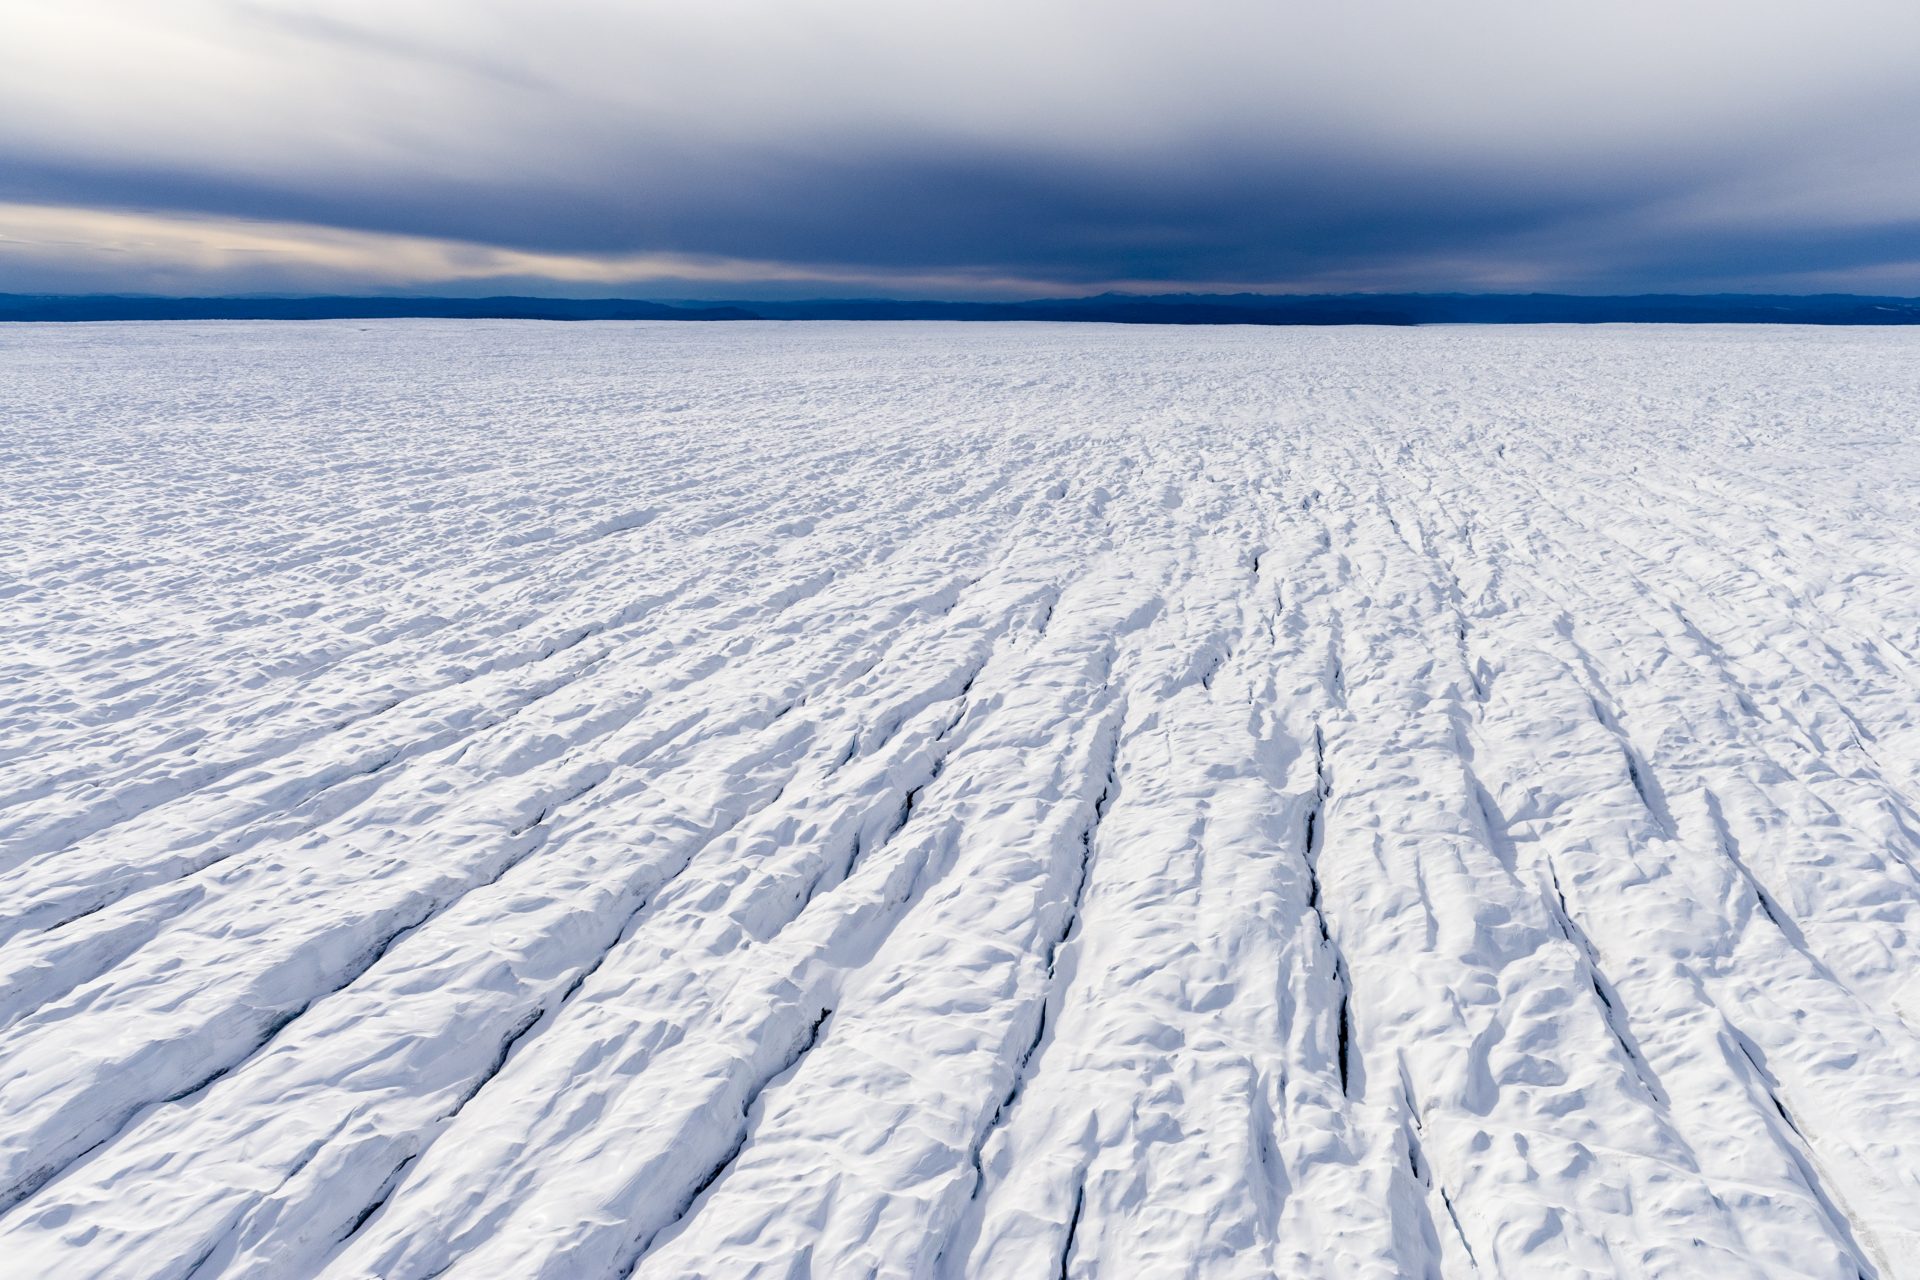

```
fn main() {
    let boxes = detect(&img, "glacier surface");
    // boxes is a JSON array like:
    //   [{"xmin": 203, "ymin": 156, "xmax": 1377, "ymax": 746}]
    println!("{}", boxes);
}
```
[{"xmin": 3, "ymin": 321, "xmax": 1919, "ymax": 1278}]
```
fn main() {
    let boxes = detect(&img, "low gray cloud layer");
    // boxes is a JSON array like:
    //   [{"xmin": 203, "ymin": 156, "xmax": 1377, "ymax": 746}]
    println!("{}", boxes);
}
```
[{"xmin": 5, "ymin": 1, "xmax": 1918, "ymax": 296}]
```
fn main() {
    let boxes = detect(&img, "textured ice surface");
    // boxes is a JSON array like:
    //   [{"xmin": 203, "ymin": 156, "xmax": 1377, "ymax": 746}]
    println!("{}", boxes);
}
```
[{"xmin": 3, "ymin": 321, "xmax": 1919, "ymax": 1278}]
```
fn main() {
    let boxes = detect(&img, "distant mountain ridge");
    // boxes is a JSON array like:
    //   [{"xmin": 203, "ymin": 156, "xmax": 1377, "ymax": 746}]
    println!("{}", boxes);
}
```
[{"xmin": 5, "ymin": 291, "xmax": 1919, "ymax": 324}]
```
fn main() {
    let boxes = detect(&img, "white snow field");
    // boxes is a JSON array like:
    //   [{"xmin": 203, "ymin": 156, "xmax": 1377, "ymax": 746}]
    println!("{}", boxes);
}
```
[{"xmin": 2, "ymin": 321, "xmax": 1919, "ymax": 1280}]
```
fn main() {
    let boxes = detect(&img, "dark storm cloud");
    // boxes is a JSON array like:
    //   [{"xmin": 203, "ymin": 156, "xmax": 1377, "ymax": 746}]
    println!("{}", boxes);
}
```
[
  {"xmin": 1, "ymin": 139, "xmax": 1701, "ymax": 275},
  {"xmin": 4, "ymin": 1, "xmax": 1919, "ymax": 295}
]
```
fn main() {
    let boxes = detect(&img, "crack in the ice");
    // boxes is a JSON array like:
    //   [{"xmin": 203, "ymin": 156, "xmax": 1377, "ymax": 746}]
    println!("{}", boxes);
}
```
[
  {"xmin": 1587, "ymin": 696, "xmax": 1679, "ymax": 839},
  {"xmin": 1725, "ymin": 1029, "xmax": 1880, "ymax": 1279},
  {"xmin": 1439, "ymin": 1189, "xmax": 1479, "ymax": 1272},
  {"xmin": 506, "ymin": 765, "xmax": 614, "ymax": 838},
  {"xmin": 620, "ymin": 1007, "xmax": 836, "ymax": 1276},
  {"xmin": 176, "ymin": 1234, "xmax": 227, "ymax": 1280},
  {"xmin": 952, "ymin": 709, "xmax": 1123, "ymax": 1216},
  {"xmin": 1335, "ymin": 978, "xmax": 1358, "ymax": 1098},
  {"xmin": 1539, "ymin": 860, "xmax": 1669, "ymax": 1107},
  {"xmin": 1622, "ymin": 753, "xmax": 1673, "ymax": 837},
  {"xmin": 1055, "ymin": 1177, "xmax": 1086, "ymax": 1280},
  {"xmin": 1033, "ymin": 596, "xmax": 1057, "ymax": 634},
  {"xmin": 1300, "ymin": 723, "xmax": 1355, "ymax": 1096},
  {"xmin": 1389, "ymin": 1056, "xmax": 1451, "ymax": 1276},
  {"xmin": 1196, "ymin": 645, "xmax": 1228, "ymax": 692},
  {"xmin": 1247, "ymin": 1068, "xmax": 1288, "ymax": 1235},
  {"xmin": 1699, "ymin": 790, "xmax": 1819, "ymax": 954},
  {"xmin": 335, "ymin": 1151, "xmax": 422, "ymax": 1250}
]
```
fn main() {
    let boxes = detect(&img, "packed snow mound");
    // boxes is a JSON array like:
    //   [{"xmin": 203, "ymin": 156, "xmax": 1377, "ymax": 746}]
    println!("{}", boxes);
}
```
[{"xmin": 3, "ymin": 321, "xmax": 1919, "ymax": 1279}]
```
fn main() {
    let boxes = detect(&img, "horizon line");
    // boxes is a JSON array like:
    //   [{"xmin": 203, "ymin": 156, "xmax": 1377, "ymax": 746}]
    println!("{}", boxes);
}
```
[{"xmin": 6, "ymin": 290, "xmax": 1920, "ymax": 326}]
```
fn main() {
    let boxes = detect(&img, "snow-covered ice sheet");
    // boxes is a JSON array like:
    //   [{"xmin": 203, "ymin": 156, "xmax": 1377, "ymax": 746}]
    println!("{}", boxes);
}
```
[{"xmin": 3, "ymin": 321, "xmax": 1919, "ymax": 1279}]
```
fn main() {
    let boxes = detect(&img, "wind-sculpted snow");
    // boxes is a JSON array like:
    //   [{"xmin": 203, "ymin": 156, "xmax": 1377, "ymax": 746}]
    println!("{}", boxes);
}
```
[{"xmin": 3, "ymin": 321, "xmax": 1920, "ymax": 1279}]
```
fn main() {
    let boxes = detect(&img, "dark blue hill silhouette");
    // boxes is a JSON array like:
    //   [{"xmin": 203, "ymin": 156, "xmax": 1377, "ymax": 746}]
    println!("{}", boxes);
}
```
[{"xmin": 4, "ymin": 292, "xmax": 1919, "ymax": 324}]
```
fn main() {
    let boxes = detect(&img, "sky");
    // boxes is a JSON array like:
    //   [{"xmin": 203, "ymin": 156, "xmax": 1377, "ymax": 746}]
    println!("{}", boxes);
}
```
[{"xmin": 4, "ymin": 0, "xmax": 1919, "ymax": 299}]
